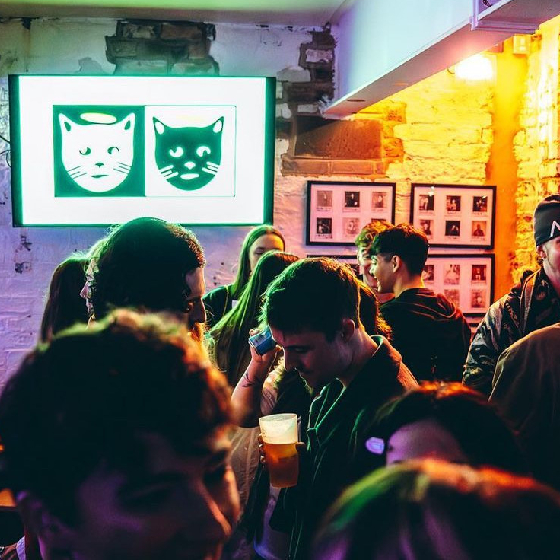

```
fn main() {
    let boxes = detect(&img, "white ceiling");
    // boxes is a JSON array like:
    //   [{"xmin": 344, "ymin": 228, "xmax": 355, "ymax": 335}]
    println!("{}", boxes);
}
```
[{"xmin": 0, "ymin": 0, "xmax": 354, "ymax": 26}]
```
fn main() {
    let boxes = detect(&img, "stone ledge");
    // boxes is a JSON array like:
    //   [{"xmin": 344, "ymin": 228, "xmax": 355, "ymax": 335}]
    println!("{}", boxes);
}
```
[{"xmin": 281, "ymin": 156, "xmax": 385, "ymax": 177}]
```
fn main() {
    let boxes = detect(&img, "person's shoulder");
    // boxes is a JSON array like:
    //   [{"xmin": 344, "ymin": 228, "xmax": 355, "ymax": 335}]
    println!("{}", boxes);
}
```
[
  {"xmin": 203, "ymin": 284, "xmax": 230, "ymax": 301},
  {"xmin": 504, "ymin": 323, "xmax": 560, "ymax": 355},
  {"xmin": 507, "ymin": 269, "xmax": 538, "ymax": 298}
]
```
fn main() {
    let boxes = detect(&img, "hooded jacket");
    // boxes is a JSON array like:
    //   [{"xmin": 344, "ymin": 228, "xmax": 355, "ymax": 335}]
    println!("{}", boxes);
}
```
[{"xmin": 380, "ymin": 288, "xmax": 471, "ymax": 382}]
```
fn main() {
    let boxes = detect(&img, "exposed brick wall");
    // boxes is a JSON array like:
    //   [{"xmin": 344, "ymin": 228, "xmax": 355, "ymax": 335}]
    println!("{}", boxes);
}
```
[
  {"xmin": 106, "ymin": 20, "xmax": 219, "ymax": 74},
  {"xmin": 360, "ymin": 70, "xmax": 494, "ymax": 224},
  {"xmin": 513, "ymin": 16, "xmax": 560, "ymax": 281}
]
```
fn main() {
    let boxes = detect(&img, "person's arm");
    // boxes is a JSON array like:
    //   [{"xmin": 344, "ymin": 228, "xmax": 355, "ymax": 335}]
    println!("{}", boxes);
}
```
[
  {"xmin": 440, "ymin": 315, "xmax": 472, "ymax": 382},
  {"xmin": 231, "ymin": 343, "xmax": 278, "ymax": 427},
  {"xmin": 463, "ymin": 303, "xmax": 504, "ymax": 396}
]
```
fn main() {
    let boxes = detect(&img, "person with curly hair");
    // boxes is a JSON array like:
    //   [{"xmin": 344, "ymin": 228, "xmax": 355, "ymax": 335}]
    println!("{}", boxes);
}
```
[{"xmin": 89, "ymin": 217, "xmax": 206, "ymax": 339}]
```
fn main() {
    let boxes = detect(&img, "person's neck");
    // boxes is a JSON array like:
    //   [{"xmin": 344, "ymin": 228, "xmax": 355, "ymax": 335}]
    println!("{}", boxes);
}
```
[
  {"xmin": 377, "ymin": 291, "xmax": 394, "ymax": 304},
  {"xmin": 338, "ymin": 329, "xmax": 378, "ymax": 389},
  {"xmin": 393, "ymin": 274, "xmax": 424, "ymax": 298}
]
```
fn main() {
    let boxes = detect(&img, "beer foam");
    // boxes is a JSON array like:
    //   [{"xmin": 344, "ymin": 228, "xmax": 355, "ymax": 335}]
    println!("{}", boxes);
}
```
[{"xmin": 259, "ymin": 413, "xmax": 298, "ymax": 444}]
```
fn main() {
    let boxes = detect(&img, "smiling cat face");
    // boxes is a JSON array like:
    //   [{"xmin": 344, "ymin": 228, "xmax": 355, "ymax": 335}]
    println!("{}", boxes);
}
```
[
  {"xmin": 59, "ymin": 113, "xmax": 135, "ymax": 193},
  {"xmin": 153, "ymin": 116, "xmax": 223, "ymax": 191}
]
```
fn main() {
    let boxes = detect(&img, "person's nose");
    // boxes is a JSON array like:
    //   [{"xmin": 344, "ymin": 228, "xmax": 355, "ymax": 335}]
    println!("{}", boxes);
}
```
[
  {"xmin": 284, "ymin": 350, "xmax": 298, "ymax": 372},
  {"xmin": 190, "ymin": 300, "xmax": 206, "ymax": 328}
]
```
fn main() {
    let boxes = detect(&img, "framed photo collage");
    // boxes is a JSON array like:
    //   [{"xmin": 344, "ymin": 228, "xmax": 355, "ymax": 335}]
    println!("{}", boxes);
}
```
[{"xmin": 306, "ymin": 181, "xmax": 497, "ymax": 326}]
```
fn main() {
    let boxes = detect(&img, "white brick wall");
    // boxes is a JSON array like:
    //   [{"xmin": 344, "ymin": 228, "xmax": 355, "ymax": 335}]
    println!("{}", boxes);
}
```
[{"xmin": 0, "ymin": 19, "xmax": 323, "ymax": 380}]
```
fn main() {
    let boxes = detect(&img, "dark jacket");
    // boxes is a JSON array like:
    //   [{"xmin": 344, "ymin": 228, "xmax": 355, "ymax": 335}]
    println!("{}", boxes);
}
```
[
  {"xmin": 491, "ymin": 323, "xmax": 560, "ymax": 491},
  {"xmin": 203, "ymin": 284, "xmax": 233, "ymax": 328},
  {"xmin": 464, "ymin": 268, "xmax": 560, "ymax": 396},
  {"xmin": 380, "ymin": 288, "xmax": 471, "ymax": 382},
  {"xmin": 283, "ymin": 336, "xmax": 417, "ymax": 560}
]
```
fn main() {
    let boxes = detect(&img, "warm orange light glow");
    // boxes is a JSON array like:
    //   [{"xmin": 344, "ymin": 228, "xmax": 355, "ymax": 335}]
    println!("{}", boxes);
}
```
[{"xmin": 454, "ymin": 54, "xmax": 494, "ymax": 81}]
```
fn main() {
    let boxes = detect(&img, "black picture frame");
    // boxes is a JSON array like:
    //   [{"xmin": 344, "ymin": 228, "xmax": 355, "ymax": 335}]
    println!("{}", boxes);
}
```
[
  {"xmin": 411, "ymin": 183, "xmax": 496, "ymax": 249},
  {"xmin": 422, "ymin": 253, "xmax": 495, "ymax": 315},
  {"xmin": 307, "ymin": 181, "xmax": 396, "ymax": 246}
]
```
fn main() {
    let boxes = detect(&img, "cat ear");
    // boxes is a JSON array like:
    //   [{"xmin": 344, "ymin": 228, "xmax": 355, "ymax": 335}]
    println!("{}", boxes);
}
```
[
  {"xmin": 212, "ymin": 117, "xmax": 224, "ymax": 134},
  {"xmin": 59, "ymin": 114, "xmax": 73, "ymax": 133},
  {"xmin": 153, "ymin": 117, "xmax": 166, "ymax": 136},
  {"xmin": 122, "ymin": 113, "xmax": 135, "ymax": 131}
]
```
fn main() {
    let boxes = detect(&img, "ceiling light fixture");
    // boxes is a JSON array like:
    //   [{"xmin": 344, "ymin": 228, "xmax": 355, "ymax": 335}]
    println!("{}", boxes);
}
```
[{"xmin": 453, "ymin": 54, "xmax": 494, "ymax": 81}]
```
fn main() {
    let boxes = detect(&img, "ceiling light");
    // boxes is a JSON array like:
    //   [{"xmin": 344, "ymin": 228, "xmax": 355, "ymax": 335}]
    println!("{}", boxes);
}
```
[{"xmin": 453, "ymin": 54, "xmax": 494, "ymax": 81}]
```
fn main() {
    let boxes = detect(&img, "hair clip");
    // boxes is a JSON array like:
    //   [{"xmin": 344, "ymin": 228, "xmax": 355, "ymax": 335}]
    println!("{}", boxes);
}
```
[{"xmin": 365, "ymin": 436, "xmax": 385, "ymax": 455}]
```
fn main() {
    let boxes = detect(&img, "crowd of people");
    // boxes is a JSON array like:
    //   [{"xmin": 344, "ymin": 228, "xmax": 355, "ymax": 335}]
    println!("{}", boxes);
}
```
[{"xmin": 2, "ymin": 194, "xmax": 560, "ymax": 560}]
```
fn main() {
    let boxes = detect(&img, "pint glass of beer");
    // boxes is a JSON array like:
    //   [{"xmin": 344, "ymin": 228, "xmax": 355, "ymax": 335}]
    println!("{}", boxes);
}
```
[{"xmin": 259, "ymin": 413, "xmax": 299, "ymax": 488}]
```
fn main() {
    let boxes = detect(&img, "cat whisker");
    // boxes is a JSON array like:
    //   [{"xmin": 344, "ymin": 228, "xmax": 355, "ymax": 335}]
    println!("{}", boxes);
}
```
[
  {"xmin": 115, "ymin": 163, "xmax": 131, "ymax": 171},
  {"xmin": 161, "ymin": 170, "xmax": 176, "ymax": 178},
  {"xmin": 164, "ymin": 172, "xmax": 179, "ymax": 180},
  {"xmin": 67, "ymin": 166, "xmax": 81, "ymax": 173},
  {"xmin": 202, "ymin": 168, "xmax": 217, "ymax": 175},
  {"xmin": 114, "ymin": 168, "xmax": 128, "ymax": 175},
  {"xmin": 69, "ymin": 170, "xmax": 86, "ymax": 178},
  {"xmin": 159, "ymin": 165, "xmax": 174, "ymax": 173},
  {"xmin": 206, "ymin": 162, "xmax": 220, "ymax": 169}
]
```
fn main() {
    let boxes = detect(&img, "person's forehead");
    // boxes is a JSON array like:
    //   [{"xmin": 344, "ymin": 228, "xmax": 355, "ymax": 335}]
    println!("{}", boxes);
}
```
[
  {"xmin": 140, "ymin": 429, "xmax": 230, "ymax": 460},
  {"xmin": 270, "ymin": 327, "xmax": 326, "ymax": 347},
  {"xmin": 108, "ymin": 429, "xmax": 230, "ymax": 474},
  {"xmin": 252, "ymin": 233, "xmax": 283, "ymax": 249},
  {"xmin": 81, "ymin": 430, "xmax": 231, "ymax": 498}
]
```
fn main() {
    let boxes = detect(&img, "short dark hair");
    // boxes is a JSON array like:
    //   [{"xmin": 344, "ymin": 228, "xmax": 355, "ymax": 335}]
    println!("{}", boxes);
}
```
[
  {"xmin": 354, "ymin": 220, "xmax": 391, "ymax": 250},
  {"xmin": 90, "ymin": 217, "xmax": 205, "ymax": 319},
  {"xmin": 230, "ymin": 225, "xmax": 285, "ymax": 300},
  {"xmin": 358, "ymin": 282, "xmax": 391, "ymax": 340},
  {"xmin": 0, "ymin": 310, "xmax": 230, "ymax": 523},
  {"xmin": 261, "ymin": 258, "xmax": 362, "ymax": 339},
  {"xmin": 370, "ymin": 382, "xmax": 527, "ymax": 473},
  {"xmin": 370, "ymin": 224, "xmax": 428, "ymax": 276},
  {"xmin": 314, "ymin": 460, "xmax": 560, "ymax": 560}
]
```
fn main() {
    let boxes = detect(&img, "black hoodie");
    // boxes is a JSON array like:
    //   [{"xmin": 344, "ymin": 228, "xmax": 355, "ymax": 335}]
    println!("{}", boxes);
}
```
[{"xmin": 380, "ymin": 288, "xmax": 471, "ymax": 382}]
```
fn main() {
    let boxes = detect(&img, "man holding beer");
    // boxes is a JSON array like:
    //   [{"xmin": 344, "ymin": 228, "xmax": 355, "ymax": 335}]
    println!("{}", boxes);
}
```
[{"xmin": 260, "ymin": 258, "xmax": 417, "ymax": 560}]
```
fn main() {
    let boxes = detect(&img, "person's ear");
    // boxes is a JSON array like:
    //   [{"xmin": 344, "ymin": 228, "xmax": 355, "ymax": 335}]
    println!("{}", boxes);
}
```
[
  {"xmin": 536, "ymin": 244, "xmax": 546, "ymax": 261},
  {"xmin": 17, "ymin": 491, "xmax": 76, "ymax": 553},
  {"xmin": 340, "ymin": 318, "xmax": 356, "ymax": 342},
  {"xmin": 392, "ymin": 255, "xmax": 401, "ymax": 272}
]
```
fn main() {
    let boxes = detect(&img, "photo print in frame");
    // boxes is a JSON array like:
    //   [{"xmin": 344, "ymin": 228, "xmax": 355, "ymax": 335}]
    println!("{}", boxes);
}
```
[
  {"xmin": 410, "ymin": 183, "xmax": 496, "ymax": 249},
  {"xmin": 421, "ymin": 254, "xmax": 495, "ymax": 316}
]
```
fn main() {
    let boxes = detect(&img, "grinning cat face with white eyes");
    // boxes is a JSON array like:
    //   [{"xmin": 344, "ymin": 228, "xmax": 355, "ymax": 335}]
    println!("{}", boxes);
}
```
[{"xmin": 59, "ymin": 113, "xmax": 135, "ymax": 193}]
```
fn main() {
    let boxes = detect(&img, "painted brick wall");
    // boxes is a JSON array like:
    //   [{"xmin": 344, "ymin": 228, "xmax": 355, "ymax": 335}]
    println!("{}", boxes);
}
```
[{"xmin": 0, "ymin": 18, "xmax": 327, "ymax": 379}]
